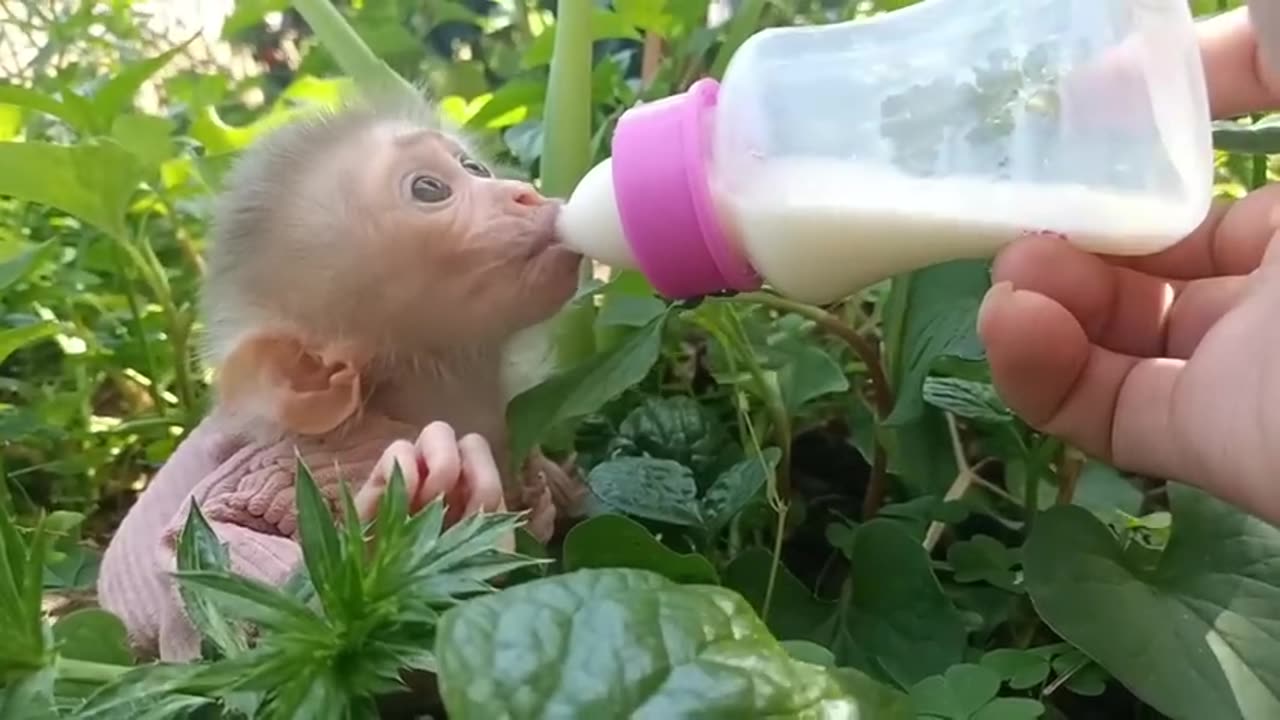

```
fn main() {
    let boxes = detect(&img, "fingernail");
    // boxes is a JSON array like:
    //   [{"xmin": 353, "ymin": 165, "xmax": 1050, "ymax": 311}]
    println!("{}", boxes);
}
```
[{"xmin": 977, "ymin": 280, "xmax": 1015, "ymax": 330}]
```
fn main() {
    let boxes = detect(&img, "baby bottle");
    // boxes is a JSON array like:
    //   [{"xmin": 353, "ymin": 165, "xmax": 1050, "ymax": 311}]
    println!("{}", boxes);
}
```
[{"xmin": 556, "ymin": 0, "xmax": 1214, "ymax": 305}]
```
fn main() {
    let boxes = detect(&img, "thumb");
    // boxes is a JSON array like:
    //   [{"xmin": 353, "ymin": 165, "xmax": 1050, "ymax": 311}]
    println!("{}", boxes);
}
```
[{"xmin": 978, "ymin": 281, "xmax": 1186, "ymax": 480}]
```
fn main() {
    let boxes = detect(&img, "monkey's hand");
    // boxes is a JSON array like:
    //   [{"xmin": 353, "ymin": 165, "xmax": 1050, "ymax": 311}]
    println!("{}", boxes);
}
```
[
  {"xmin": 355, "ymin": 422, "xmax": 513, "ymax": 552},
  {"xmin": 517, "ymin": 448, "xmax": 588, "ymax": 544}
]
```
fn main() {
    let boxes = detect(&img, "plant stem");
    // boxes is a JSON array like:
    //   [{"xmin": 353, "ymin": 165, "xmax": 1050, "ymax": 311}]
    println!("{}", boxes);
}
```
[
  {"xmin": 922, "ymin": 413, "xmax": 977, "ymax": 553},
  {"xmin": 730, "ymin": 291, "xmax": 894, "ymax": 516},
  {"xmin": 291, "ymin": 0, "xmax": 419, "ymax": 101},
  {"xmin": 109, "ymin": 237, "xmax": 165, "ymax": 413},
  {"xmin": 1055, "ymin": 446, "xmax": 1083, "ymax": 505},
  {"xmin": 542, "ymin": 0, "xmax": 599, "ymax": 366},
  {"xmin": 56, "ymin": 657, "xmax": 131, "ymax": 684}
]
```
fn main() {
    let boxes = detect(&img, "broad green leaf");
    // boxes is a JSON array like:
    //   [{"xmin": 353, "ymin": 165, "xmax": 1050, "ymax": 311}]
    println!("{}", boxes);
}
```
[
  {"xmin": 1213, "ymin": 116, "xmax": 1280, "ymax": 155},
  {"xmin": 777, "ymin": 343, "xmax": 850, "ymax": 414},
  {"xmin": 507, "ymin": 311, "xmax": 670, "ymax": 468},
  {"xmin": 615, "ymin": 0, "xmax": 674, "ymax": 33},
  {"xmin": 607, "ymin": 395, "xmax": 730, "ymax": 478},
  {"xmin": 562, "ymin": 514, "xmax": 718, "ymax": 584},
  {"xmin": 435, "ymin": 567, "xmax": 913, "ymax": 719},
  {"xmin": 0, "ymin": 322, "xmax": 60, "ymax": 367},
  {"xmin": 587, "ymin": 457, "xmax": 703, "ymax": 527},
  {"xmin": 51, "ymin": 608, "xmax": 131, "ymax": 666},
  {"xmin": 1071, "ymin": 460, "xmax": 1144, "ymax": 522},
  {"xmin": 1024, "ymin": 484, "xmax": 1280, "ymax": 720},
  {"xmin": 0, "ymin": 84, "xmax": 90, "ymax": 131},
  {"xmin": 701, "ymin": 448, "xmax": 780, "ymax": 534},
  {"xmin": 0, "ymin": 240, "xmax": 58, "ymax": 291},
  {"xmin": 723, "ymin": 547, "xmax": 838, "ymax": 643},
  {"xmin": 222, "ymin": 0, "xmax": 292, "ymax": 37},
  {"xmin": 835, "ymin": 519, "xmax": 969, "ymax": 688},
  {"xmin": 110, "ymin": 114, "xmax": 176, "ymax": 170},
  {"xmin": 0, "ymin": 140, "xmax": 145, "ymax": 240},
  {"xmin": 783, "ymin": 640, "xmax": 836, "ymax": 667},
  {"xmin": 175, "ymin": 502, "xmax": 250, "ymax": 658},
  {"xmin": 882, "ymin": 259, "xmax": 990, "ymax": 426}
]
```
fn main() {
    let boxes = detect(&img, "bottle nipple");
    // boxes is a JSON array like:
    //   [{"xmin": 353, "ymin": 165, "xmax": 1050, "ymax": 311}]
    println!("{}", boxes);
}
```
[{"xmin": 557, "ymin": 79, "xmax": 761, "ymax": 299}]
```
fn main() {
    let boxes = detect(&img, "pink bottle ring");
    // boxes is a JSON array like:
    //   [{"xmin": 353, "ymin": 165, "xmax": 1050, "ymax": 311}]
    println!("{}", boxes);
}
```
[{"xmin": 610, "ymin": 78, "xmax": 762, "ymax": 299}]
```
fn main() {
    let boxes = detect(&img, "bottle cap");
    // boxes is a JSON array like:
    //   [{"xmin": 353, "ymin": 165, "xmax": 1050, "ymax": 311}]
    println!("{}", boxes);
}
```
[{"xmin": 611, "ymin": 78, "xmax": 762, "ymax": 298}]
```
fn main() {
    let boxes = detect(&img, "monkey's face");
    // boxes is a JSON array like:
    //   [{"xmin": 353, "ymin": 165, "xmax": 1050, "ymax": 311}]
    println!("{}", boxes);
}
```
[{"xmin": 347, "ymin": 125, "xmax": 582, "ymax": 346}]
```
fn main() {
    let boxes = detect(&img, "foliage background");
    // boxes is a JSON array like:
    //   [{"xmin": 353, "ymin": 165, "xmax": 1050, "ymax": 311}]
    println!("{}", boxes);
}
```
[{"xmin": 3, "ymin": 0, "xmax": 1280, "ymax": 719}]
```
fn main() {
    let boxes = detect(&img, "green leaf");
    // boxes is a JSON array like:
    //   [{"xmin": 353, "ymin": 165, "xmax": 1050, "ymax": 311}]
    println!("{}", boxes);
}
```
[
  {"xmin": 75, "ymin": 663, "xmax": 214, "ymax": 719},
  {"xmin": 911, "ymin": 663, "xmax": 1001, "ymax": 718},
  {"xmin": 0, "ymin": 664, "xmax": 57, "ymax": 720},
  {"xmin": 291, "ymin": 457, "xmax": 345, "ymax": 614},
  {"xmin": 922, "ymin": 376, "xmax": 1012, "ymax": 423},
  {"xmin": 175, "ymin": 502, "xmax": 250, "ymax": 658},
  {"xmin": 700, "ymin": 448, "xmax": 780, "ymax": 534},
  {"xmin": 0, "ymin": 240, "xmax": 58, "ymax": 291},
  {"xmin": 51, "ymin": 608, "xmax": 131, "ymax": 666},
  {"xmin": 0, "ymin": 84, "xmax": 91, "ymax": 131},
  {"xmin": 836, "ymin": 519, "xmax": 969, "ymax": 688},
  {"xmin": 883, "ymin": 259, "xmax": 990, "ymax": 426},
  {"xmin": 777, "ymin": 344, "xmax": 850, "ymax": 414},
  {"xmin": 0, "ymin": 139, "xmax": 145, "ymax": 240},
  {"xmin": 435, "ymin": 567, "xmax": 913, "ymax": 718},
  {"xmin": 1024, "ymin": 484, "xmax": 1280, "ymax": 720},
  {"xmin": 980, "ymin": 648, "xmax": 1051, "ymax": 690},
  {"xmin": 587, "ymin": 457, "xmax": 703, "ymax": 527},
  {"xmin": 947, "ymin": 535, "xmax": 1020, "ymax": 591},
  {"xmin": 614, "ymin": 0, "xmax": 674, "ymax": 33},
  {"xmin": 972, "ymin": 697, "xmax": 1047, "ymax": 720},
  {"xmin": 562, "ymin": 514, "xmax": 718, "ymax": 584},
  {"xmin": 1212, "ymin": 115, "xmax": 1280, "ymax": 154},
  {"xmin": 91, "ymin": 41, "xmax": 194, "ymax": 129},
  {"xmin": 723, "ymin": 547, "xmax": 838, "ymax": 643},
  {"xmin": 507, "ymin": 311, "xmax": 670, "ymax": 468},
  {"xmin": 110, "ymin": 114, "xmax": 176, "ymax": 170},
  {"xmin": 173, "ymin": 570, "xmax": 322, "ymax": 632},
  {"xmin": 0, "ymin": 322, "xmax": 59, "ymax": 366},
  {"xmin": 607, "ymin": 395, "xmax": 731, "ymax": 478}
]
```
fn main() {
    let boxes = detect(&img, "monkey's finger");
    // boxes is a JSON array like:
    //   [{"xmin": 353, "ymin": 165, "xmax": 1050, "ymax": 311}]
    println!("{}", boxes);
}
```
[
  {"xmin": 358, "ymin": 440, "xmax": 421, "ymax": 521},
  {"xmin": 414, "ymin": 421, "xmax": 462, "ymax": 513},
  {"xmin": 457, "ymin": 433, "xmax": 505, "ymax": 515}
]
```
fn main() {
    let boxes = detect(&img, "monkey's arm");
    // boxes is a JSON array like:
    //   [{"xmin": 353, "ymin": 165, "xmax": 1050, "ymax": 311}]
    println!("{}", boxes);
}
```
[{"xmin": 145, "ymin": 426, "xmax": 397, "ymax": 661}]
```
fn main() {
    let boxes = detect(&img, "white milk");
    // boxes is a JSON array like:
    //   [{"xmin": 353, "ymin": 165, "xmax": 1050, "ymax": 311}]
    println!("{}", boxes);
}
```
[{"xmin": 722, "ymin": 157, "xmax": 1205, "ymax": 305}]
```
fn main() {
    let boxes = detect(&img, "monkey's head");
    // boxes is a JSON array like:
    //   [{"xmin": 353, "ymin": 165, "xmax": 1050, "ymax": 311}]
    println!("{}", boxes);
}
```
[{"xmin": 201, "ymin": 97, "xmax": 582, "ymax": 435}]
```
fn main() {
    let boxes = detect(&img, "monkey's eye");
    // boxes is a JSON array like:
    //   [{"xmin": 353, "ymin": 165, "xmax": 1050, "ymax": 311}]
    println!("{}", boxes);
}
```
[
  {"xmin": 411, "ymin": 175, "xmax": 452, "ymax": 203},
  {"xmin": 459, "ymin": 156, "xmax": 492, "ymax": 178}
]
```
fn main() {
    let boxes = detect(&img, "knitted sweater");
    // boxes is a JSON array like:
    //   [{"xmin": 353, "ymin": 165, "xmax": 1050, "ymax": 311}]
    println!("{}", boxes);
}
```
[{"xmin": 97, "ymin": 414, "xmax": 415, "ymax": 661}]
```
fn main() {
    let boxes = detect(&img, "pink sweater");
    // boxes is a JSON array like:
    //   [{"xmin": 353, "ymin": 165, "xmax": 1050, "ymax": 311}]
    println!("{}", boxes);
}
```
[{"xmin": 98, "ymin": 414, "xmax": 415, "ymax": 661}]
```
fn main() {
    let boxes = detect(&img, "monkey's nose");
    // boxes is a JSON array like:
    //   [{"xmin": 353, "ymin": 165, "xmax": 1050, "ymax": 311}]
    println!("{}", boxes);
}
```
[{"xmin": 504, "ymin": 182, "xmax": 545, "ymax": 208}]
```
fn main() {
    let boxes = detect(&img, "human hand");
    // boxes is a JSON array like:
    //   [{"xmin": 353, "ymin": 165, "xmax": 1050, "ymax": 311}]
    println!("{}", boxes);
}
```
[{"xmin": 977, "ymin": 7, "xmax": 1280, "ymax": 524}]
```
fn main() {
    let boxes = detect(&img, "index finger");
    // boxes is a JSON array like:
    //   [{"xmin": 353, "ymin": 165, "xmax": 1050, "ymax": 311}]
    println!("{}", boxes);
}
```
[{"xmin": 1100, "ymin": 183, "xmax": 1280, "ymax": 279}]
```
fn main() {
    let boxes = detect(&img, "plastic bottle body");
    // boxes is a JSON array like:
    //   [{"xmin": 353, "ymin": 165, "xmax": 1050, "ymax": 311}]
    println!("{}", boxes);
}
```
[
  {"xmin": 704, "ymin": 0, "xmax": 1213, "ymax": 303},
  {"xmin": 555, "ymin": 0, "xmax": 1214, "ymax": 305}
]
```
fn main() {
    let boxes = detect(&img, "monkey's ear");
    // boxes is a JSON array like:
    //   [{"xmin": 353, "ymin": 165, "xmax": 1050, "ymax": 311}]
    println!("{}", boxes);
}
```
[{"xmin": 217, "ymin": 332, "xmax": 364, "ymax": 435}]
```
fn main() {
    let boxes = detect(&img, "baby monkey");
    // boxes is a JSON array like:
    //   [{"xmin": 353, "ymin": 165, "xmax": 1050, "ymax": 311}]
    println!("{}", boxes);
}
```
[{"xmin": 98, "ymin": 95, "xmax": 583, "ymax": 661}]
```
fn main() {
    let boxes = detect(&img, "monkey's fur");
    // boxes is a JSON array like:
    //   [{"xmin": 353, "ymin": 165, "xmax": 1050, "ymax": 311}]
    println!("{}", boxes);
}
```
[{"xmin": 98, "ymin": 92, "xmax": 586, "ymax": 668}]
